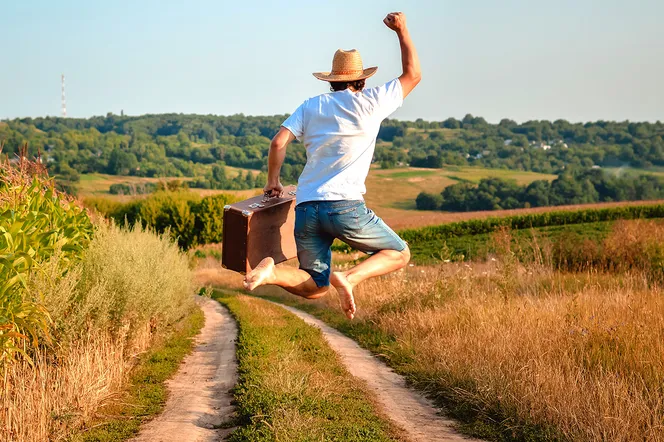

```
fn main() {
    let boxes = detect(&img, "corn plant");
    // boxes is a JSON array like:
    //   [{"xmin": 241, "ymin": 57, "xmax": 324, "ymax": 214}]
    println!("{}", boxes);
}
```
[{"xmin": 0, "ymin": 149, "xmax": 93, "ymax": 365}]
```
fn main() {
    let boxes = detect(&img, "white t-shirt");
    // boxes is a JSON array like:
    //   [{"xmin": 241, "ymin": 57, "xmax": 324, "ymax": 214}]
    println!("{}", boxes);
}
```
[{"xmin": 282, "ymin": 78, "xmax": 403, "ymax": 204}]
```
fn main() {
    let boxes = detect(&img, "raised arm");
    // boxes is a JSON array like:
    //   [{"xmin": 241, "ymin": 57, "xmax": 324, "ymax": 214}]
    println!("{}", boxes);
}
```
[
  {"xmin": 384, "ymin": 12, "xmax": 421, "ymax": 98},
  {"xmin": 264, "ymin": 126, "xmax": 295, "ymax": 197}
]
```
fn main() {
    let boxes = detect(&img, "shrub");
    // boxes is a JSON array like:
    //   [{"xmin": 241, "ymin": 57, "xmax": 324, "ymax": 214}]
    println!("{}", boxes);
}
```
[
  {"xmin": 415, "ymin": 192, "xmax": 443, "ymax": 210},
  {"xmin": 89, "ymin": 191, "xmax": 240, "ymax": 249}
]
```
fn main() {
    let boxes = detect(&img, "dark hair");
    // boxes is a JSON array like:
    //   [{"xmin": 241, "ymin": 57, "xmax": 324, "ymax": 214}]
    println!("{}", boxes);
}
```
[{"xmin": 329, "ymin": 79, "xmax": 366, "ymax": 92}]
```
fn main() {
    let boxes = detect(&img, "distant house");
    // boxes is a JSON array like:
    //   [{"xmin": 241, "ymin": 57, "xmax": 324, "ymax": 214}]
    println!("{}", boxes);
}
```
[
  {"xmin": 504, "ymin": 139, "xmax": 512, "ymax": 146},
  {"xmin": 591, "ymin": 165, "xmax": 601, "ymax": 169},
  {"xmin": 532, "ymin": 142, "xmax": 551, "ymax": 151}
]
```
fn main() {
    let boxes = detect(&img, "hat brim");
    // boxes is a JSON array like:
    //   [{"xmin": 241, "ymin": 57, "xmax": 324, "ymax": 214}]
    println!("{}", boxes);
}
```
[{"xmin": 312, "ymin": 66, "xmax": 378, "ymax": 82}]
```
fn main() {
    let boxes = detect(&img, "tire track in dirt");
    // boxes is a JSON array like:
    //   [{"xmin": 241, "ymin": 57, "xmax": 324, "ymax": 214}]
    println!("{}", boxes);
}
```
[
  {"xmin": 131, "ymin": 296, "xmax": 237, "ymax": 442},
  {"xmin": 274, "ymin": 302, "xmax": 482, "ymax": 442}
]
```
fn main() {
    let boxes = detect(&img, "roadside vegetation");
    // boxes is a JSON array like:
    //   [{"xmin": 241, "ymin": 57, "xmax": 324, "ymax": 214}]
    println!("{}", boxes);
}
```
[
  {"xmin": 263, "ymin": 220, "xmax": 664, "ymax": 441},
  {"xmin": 69, "ymin": 307, "xmax": 204, "ymax": 442},
  {"xmin": 213, "ymin": 290, "xmax": 403, "ymax": 442},
  {"xmin": 85, "ymin": 190, "xmax": 239, "ymax": 249},
  {"xmin": 1, "ymin": 152, "xmax": 197, "ymax": 442}
]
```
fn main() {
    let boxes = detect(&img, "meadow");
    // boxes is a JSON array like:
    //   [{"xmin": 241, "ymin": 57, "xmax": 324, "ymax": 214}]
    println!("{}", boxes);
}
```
[
  {"xmin": 250, "ymin": 219, "xmax": 664, "ymax": 441},
  {"xmin": 79, "ymin": 165, "xmax": 664, "ymax": 233}
]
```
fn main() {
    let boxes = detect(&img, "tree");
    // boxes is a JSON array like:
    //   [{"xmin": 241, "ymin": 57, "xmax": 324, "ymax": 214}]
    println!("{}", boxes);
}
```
[{"xmin": 416, "ymin": 192, "xmax": 442, "ymax": 210}]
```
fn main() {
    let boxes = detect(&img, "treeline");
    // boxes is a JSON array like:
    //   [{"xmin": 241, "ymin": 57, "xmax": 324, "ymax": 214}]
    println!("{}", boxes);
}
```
[
  {"xmin": 416, "ymin": 169, "xmax": 664, "ymax": 212},
  {"xmin": 0, "ymin": 114, "xmax": 302, "ymax": 182},
  {"xmin": 376, "ymin": 117, "xmax": 664, "ymax": 174},
  {"xmin": 86, "ymin": 191, "xmax": 239, "ymax": 249},
  {"xmin": 2, "ymin": 114, "xmax": 663, "ymax": 181}
]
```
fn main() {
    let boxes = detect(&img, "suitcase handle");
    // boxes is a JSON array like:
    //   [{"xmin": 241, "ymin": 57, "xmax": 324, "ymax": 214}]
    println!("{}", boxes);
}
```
[{"xmin": 261, "ymin": 189, "xmax": 296, "ymax": 203}]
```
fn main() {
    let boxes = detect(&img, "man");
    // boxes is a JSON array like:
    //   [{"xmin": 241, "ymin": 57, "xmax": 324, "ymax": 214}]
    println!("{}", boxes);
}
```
[{"xmin": 243, "ymin": 12, "xmax": 421, "ymax": 319}]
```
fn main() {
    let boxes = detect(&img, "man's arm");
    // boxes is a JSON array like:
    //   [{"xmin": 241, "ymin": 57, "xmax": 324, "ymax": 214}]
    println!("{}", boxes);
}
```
[
  {"xmin": 384, "ymin": 12, "xmax": 421, "ymax": 98},
  {"xmin": 264, "ymin": 126, "xmax": 295, "ymax": 197}
]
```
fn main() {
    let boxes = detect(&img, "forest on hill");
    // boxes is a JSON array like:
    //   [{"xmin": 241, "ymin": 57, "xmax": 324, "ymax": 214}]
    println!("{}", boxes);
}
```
[
  {"xmin": 1, "ymin": 113, "xmax": 663, "ymax": 191},
  {"xmin": 416, "ymin": 168, "xmax": 664, "ymax": 212}
]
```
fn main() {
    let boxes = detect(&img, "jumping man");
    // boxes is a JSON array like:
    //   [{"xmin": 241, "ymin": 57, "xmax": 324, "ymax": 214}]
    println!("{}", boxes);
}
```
[{"xmin": 244, "ymin": 12, "xmax": 421, "ymax": 319}]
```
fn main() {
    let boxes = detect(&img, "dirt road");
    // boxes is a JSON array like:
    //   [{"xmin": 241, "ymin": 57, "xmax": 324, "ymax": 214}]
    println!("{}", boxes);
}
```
[
  {"xmin": 131, "ymin": 296, "xmax": 237, "ymax": 442},
  {"xmin": 275, "ymin": 303, "xmax": 481, "ymax": 442}
]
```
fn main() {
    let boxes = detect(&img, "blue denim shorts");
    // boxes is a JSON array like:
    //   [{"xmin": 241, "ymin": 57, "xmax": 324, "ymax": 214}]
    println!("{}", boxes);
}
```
[{"xmin": 294, "ymin": 200, "xmax": 407, "ymax": 287}]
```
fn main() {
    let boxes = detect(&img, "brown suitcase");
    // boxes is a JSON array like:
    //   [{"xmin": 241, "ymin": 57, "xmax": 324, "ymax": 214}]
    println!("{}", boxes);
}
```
[{"xmin": 222, "ymin": 185, "xmax": 298, "ymax": 274}]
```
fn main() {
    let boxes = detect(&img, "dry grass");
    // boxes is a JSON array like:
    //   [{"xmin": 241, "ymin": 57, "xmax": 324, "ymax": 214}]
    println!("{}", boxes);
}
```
[
  {"xmin": 1, "ymin": 224, "xmax": 196, "ymax": 442},
  {"xmin": 252, "ymin": 223, "xmax": 664, "ymax": 441},
  {"xmin": 2, "ymin": 330, "xmax": 146, "ymax": 441}
]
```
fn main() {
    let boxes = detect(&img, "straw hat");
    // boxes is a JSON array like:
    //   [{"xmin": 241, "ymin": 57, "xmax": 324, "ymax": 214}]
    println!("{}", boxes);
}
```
[{"xmin": 313, "ymin": 49, "xmax": 378, "ymax": 82}]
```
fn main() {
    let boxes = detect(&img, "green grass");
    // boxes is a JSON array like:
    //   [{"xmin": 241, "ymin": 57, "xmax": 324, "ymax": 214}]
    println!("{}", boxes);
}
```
[
  {"xmin": 376, "ymin": 170, "xmax": 437, "ymax": 179},
  {"xmin": 212, "ymin": 290, "xmax": 402, "ymax": 442},
  {"xmin": 410, "ymin": 221, "xmax": 614, "ymax": 264},
  {"xmin": 68, "ymin": 306, "xmax": 205, "ymax": 442}
]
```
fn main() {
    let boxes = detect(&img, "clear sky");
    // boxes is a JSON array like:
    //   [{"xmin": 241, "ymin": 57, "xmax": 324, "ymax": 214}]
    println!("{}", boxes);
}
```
[{"xmin": 2, "ymin": 0, "xmax": 662, "ymax": 123}]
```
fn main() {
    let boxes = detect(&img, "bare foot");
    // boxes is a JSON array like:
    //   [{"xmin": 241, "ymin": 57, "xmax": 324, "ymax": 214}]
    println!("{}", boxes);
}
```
[
  {"xmin": 243, "ymin": 257, "xmax": 276, "ymax": 291},
  {"xmin": 330, "ymin": 272, "xmax": 356, "ymax": 319}
]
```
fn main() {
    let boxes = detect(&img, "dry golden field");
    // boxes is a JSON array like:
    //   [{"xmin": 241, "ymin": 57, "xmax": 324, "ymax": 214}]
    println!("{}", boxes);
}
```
[{"xmin": 196, "ymin": 220, "xmax": 664, "ymax": 441}]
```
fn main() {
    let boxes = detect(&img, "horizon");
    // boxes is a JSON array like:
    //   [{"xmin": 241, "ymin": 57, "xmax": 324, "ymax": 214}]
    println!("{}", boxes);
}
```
[
  {"xmin": 2, "ymin": 111, "xmax": 663, "ymax": 126},
  {"xmin": 2, "ymin": 0, "xmax": 663, "ymax": 123}
]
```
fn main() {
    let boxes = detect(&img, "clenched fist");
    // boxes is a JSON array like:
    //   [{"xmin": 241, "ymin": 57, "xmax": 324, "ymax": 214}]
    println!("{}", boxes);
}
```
[{"xmin": 383, "ymin": 12, "xmax": 407, "ymax": 33}]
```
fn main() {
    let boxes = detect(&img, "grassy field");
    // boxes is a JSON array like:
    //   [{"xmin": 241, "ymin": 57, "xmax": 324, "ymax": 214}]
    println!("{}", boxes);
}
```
[
  {"xmin": 76, "ymin": 166, "xmax": 664, "ymax": 231},
  {"xmin": 254, "ymin": 221, "xmax": 664, "ymax": 441},
  {"xmin": 365, "ymin": 166, "xmax": 556, "ymax": 216},
  {"xmin": 212, "ymin": 290, "xmax": 403, "ymax": 442},
  {"xmin": 194, "ymin": 216, "xmax": 664, "ymax": 441},
  {"xmin": 76, "ymin": 169, "xmax": 261, "ymax": 201}
]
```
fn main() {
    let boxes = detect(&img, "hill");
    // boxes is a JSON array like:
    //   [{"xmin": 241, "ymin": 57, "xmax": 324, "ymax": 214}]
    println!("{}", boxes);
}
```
[{"xmin": 2, "ymin": 114, "xmax": 663, "ymax": 181}]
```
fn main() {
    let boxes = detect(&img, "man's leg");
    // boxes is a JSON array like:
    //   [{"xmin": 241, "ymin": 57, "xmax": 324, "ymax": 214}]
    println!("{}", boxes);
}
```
[
  {"xmin": 326, "ymin": 203, "xmax": 411, "ymax": 318},
  {"xmin": 244, "ymin": 202, "xmax": 335, "ymax": 301},
  {"xmin": 243, "ymin": 257, "xmax": 329, "ymax": 299},
  {"xmin": 330, "ymin": 246, "xmax": 410, "ymax": 309}
]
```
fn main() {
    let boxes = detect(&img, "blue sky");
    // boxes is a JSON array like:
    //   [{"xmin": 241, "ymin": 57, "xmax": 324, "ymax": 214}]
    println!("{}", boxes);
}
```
[{"xmin": 2, "ymin": 0, "xmax": 662, "ymax": 122}]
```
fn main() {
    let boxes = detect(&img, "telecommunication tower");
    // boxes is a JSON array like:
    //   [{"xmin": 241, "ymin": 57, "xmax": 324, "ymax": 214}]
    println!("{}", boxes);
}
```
[{"xmin": 61, "ymin": 74, "xmax": 67, "ymax": 118}]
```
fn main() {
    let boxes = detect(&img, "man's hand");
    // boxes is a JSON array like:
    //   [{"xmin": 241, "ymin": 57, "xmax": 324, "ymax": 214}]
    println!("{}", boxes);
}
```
[
  {"xmin": 384, "ymin": 12, "xmax": 407, "ymax": 34},
  {"xmin": 263, "ymin": 180, "xmax": 284, "ymax": 198},
  {"xmin": 385, "ymin": 11, "xmax": 421, "ymax": 98}
]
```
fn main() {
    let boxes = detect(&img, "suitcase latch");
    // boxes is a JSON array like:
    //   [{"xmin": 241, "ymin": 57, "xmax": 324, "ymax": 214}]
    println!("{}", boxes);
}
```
[{"xmin": 248, "ymin": 203, "xmax": 265, "ymax": 209}]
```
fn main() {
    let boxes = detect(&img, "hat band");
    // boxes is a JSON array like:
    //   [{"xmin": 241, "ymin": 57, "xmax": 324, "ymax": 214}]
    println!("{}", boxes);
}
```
[{"xmin": 330, "ymin": 69, "xmax": 364, "ymax": 75}]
